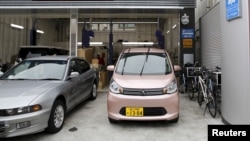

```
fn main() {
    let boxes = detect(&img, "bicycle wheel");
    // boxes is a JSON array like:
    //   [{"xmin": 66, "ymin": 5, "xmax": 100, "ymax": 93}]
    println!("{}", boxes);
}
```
[
  {"xmin": 188, "ymin": 80, "xmax": 195, "ymax": 100},
  {"xmin": 179, "ymin": 73, "xmax": 186, "ymax": 94},
  {"xmin": 207, "ymin": 89, "xmax": 217, "ymax": 118},
  {"xmin": 179, "ymin": 83, "xmax": 185, "ymax": 94},
  {"xmin": 197, "ymin": 83, "xmax": 203, "ymax": 106},
  {"xmin": 214, "ymin": 86, "xmax": 222, "ymax": 115}
]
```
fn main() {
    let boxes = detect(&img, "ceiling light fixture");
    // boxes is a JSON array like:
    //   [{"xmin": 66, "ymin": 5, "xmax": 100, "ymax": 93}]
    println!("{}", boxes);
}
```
[
  {"xmin": 77, "ymin": 42, "xmax": 104, "ymax": 46},
  {"xmin": 36, "ymin": 30, "xmax": 44, "ymax": 34},
  {"xmin": 78, "ymin": 21, "xmax": 158, "ymax": 24},
  {"xmin": 122, "ymin": 42, "xmax": 154, "ymax": 46},
  {"xmin": 10, "ymin": 24, "xmax": 24, "ymax": 29},
  {"xmin": 0, "ymin": 6, "xmax": 184, "ymax": 9}
]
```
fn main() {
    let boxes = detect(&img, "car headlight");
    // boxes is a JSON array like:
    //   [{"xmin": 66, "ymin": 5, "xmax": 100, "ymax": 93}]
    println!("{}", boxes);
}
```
[
  {"xmin": 0, "ymin": 104, "xmax": 42, "ymax": 116},
  {"xmin": 163, "ymin": 80, "xmax": 177, "ymax": 94},
  {"xmin": 109, "ymin": 80, "xmax": 123, "ymax": 94}
]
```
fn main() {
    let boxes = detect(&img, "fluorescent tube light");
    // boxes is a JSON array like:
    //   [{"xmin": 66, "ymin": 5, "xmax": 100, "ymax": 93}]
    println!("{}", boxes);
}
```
[
  {"xmin": 36, "ymin": 30, "xmax": 44, "ymax": 34},
  {"xmin": 90, "ymin": 42, "xmax": 103, "ymax": 46},
  {"xmin": 122, "ymin": 42, "xmax": 154, "ymax": 46},
  {"xmin": 78, "ymin": 21, "xmax": 158, "ymax": 24},
  {"xmin": 10, "ymin": 24, "xmax": 24, "ymax": 29},
  {"xmin": 77, "ymin": 42, "xmax": 104, "ymax": 46},
  {"xmin": 0, "ymin": 6, "xmax": 184, "ymax": 9},
  {"xmin": 172, "ymin": 24, "xmax": 177, "ymax": 29}
]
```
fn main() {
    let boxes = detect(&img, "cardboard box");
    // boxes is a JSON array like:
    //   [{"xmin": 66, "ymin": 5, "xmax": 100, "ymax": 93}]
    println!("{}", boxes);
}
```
[
  {"xmin": 91, "ymin": 64, "xmax": 101, "ymax": 70},
  {"xmin": 98, "ymin": 70, "xmax": 109, "ymax": 89},
  {"xmin": 77, "ymin": 48, "xmax": 94, "ymax": 63},
  {"xmin": 98, "ymin": 81, "xmax": 108, "ymax": 90},
  {"xmin": 99, "ymin": 71, "xmax": 107, "ymax": 82},
  {"xmin": 92, "ymin": 59, "xmax": 99, "ymax": 64}
]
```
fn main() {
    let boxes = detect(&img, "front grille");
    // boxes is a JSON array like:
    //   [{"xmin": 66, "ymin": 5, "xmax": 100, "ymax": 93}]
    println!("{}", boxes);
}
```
[
  {"xmin": 120, "ymin": 107, "xmax": 167, "ymax": 116},
  {"xmin": 123, "ymin": 88, "xmax": 164, "ymax": 96},
  {"xmin": 0, "ymin": 110, "xmax": 5, "ymax": 116},
  {"xmin": 0, "ymin": 122, "xmax": 5, "ymax": 133}
]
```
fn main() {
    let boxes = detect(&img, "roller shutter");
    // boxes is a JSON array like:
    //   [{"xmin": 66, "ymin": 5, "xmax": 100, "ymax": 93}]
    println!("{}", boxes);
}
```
[{"xmin": 200, "ymin": 3, "xmax": 221, "ymax": 69}]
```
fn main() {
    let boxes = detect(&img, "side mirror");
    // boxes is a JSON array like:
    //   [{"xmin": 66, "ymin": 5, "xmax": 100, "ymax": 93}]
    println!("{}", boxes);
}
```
[
  {"xmin": 69, "ymin": 72, "xmax": 79, "ymax": 78},
  {"xmin": 16, "ymin": 58, "xmax": 22, "ymax": 63},
  {"xmin": 107, "ymin": 65, "xmax": 115, "ymax": 71},
  {"xmin": 174, "ymin": 65, "xmax": 182, "ymax": 72}
]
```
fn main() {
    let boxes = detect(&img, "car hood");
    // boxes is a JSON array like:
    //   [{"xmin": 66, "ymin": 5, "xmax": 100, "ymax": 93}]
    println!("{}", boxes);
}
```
[
  {"xmin": 113, "ymin": 73, "xmax": 176, "ymax": 89},
  {"xmin": 0, "ymin": 80, "xmax": 61, "ymax": 109}
]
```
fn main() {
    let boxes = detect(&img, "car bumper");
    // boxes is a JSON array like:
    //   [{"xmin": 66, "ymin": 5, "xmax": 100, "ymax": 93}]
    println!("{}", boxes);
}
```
[
  {"xmin": 0, "ymin": 110, "xmax": 50, "ymax": 138},
  {"xmin": 107, "ymin": 92, "xmax": 179, "ymax": 121}
]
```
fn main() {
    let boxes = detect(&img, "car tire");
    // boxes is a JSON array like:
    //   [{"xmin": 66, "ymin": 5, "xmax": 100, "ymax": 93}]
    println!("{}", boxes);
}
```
[
  {"xmin": 89, "ymin": 83, "xmax": 97, "ymax": 100},
  {"xmin": 45, "ymin": 100, "xmax": 65, "ymax": 133}
]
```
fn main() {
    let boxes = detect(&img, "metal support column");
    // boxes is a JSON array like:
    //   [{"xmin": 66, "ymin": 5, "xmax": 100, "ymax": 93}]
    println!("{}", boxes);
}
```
[
  {"xmin": 108, "ymin": 19, "xmax": 113, "ymax": 80},
  {"xmin": 108, "ymin": 19, "xmax": 113, "ymax": 65},
  {"xmin": 69, "ymin": 9, "xmax": 78, "ymax": 56}
]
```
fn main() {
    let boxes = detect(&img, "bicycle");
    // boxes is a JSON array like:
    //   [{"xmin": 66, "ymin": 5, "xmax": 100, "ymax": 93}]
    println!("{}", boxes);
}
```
[
  {"xmin": 211, "ymin": 66, "xmax": 222, "ymax": 115},
  {"xmin": 187, "ymin": 62, "xmax": 201, "ymax": 100},
  {"xmin": 179, "ymin": 63, "xmax": 193, "ymax": 94},
  {"xmin": 197, "ymin": 66, "xmax": 217, "ymax": 118}
]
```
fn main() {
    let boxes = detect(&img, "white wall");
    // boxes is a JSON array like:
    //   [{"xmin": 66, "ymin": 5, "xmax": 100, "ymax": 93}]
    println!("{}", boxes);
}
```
[
  {"xmin": 195, "ymin": 0, "xmax": 220, "ymax": 30},
  {"xmin": 220, "ymin": 0, "xmax": 250, "ymax": 124}
]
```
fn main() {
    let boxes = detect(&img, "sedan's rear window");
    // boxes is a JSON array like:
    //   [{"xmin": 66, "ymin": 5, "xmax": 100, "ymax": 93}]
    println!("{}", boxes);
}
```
[{"xmin": 115, "ymin": 52, "xmax": 172, "ymax": 75}]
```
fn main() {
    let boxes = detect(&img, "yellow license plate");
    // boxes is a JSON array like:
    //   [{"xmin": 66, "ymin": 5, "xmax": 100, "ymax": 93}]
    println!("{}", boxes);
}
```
[{"xmin": 125, "ymin": 107, "xmax": 144, "ymax": 116}]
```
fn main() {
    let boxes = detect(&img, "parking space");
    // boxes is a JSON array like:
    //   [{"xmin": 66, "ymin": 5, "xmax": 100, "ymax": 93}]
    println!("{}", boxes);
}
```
[{"xmin": 3, "ymin": 87, "xmax": 223, "ymax": 141}]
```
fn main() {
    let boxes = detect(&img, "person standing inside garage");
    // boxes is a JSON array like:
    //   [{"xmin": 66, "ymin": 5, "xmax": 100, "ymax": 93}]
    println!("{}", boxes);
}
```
[{"xmin": 97, "ymin": 53, "xmax": 105, "ymax": 67}]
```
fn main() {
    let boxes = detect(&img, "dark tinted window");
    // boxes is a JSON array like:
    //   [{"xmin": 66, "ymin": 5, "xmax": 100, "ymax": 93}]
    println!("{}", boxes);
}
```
[
  {"xmin": 18, "ymin": 47, "xmax": 69, "ymax": 60},
  {"xmin": 78, "ymin": 59, "xmax": 90, "ymax": 73},
  {"xmin": 69, "ymin": 59, "xmax": 79, "ymax": 74}
]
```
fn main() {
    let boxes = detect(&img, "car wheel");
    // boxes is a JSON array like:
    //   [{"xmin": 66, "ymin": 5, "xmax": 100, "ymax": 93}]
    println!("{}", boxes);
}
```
[
  {"xmin": 89, "ymin": 83, "xmax": 97, "ymax": 100},
  {"xmin": 45, "ymin": 100, "xmax": 65, "ymax": 133}
]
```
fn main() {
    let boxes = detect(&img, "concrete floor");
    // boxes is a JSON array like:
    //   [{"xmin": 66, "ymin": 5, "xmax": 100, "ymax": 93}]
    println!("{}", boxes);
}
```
[{"xmin": 3, "ymin": 87, "xmax": 224, "ymax": 141}]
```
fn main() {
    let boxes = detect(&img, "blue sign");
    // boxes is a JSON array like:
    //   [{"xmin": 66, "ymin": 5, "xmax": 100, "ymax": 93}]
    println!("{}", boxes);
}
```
[
  {"xmin": 226, "ymin": 0, "xmax": 241, "ymax": 21},
  {"xmin": 181, "ymin": 29, "xmax": 194, "ymax": 39}
]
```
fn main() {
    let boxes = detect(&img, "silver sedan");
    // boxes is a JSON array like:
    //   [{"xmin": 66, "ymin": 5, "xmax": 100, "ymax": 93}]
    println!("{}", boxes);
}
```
[{"xmin": 0, "ymin": 56, "xmax": 98, "ymax": 138}]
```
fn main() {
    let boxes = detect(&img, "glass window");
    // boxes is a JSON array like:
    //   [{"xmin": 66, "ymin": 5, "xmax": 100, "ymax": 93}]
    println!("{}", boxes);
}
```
[
  {"xmin": 1, "ymin": 60, "xmax": 67, "ymax": 80},
  {"xmin": 116, "ymin": 53, "xmax": 172, "ymax": 75},
  {"xmin": 99, "ymin": 24, "xmax": 109, "ymax": 31},
  {"xmin": 78, "ymin": 59, "xmax": 90, "ymax": 73},
  {"xmin": 91, "ymin": 24, "xmax": 98, "ymax": 31},
  {"xmin": 113, "ymin": 24, "xmax": 124, "ymax": 31},
  {"xmin": 69, "ymin": 59, "xmax": 79, "ymax": 73},
  {"xmin": 124, "ymin": 23, "xmax": 135, "ymax": 31}
]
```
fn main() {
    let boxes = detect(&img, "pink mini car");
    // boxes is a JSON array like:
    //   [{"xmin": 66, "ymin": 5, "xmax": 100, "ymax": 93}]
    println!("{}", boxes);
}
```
[{"xmin": 107, "ymin": 47, "xmax": 181, "ymax": 123}]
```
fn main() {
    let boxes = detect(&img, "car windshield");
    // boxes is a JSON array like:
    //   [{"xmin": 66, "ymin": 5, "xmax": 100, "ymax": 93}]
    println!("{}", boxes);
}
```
[
  {"xmin": 116, "ymin": 52, "xmax": 172, "ymax": 75},
  {"xmin": 0, "ymin": 60, "xmax": 67, "ymax": 80}
]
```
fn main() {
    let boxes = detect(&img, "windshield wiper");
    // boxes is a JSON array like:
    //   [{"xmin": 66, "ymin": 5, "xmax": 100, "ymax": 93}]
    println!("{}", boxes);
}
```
[
  {"xmin": 121, "ymin": 48, "xmax": 130, "ymax": 75},
  {"xmin": 140, "ymin": 47, "xmax": 150, "ymax": 76},
  {"xmin": 7, "ymin": 78, "xmax": 27, "ymax": 80},
  {"xmin": 40, "ymin": 78, "xmax": 61, "ymax": 80}
]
